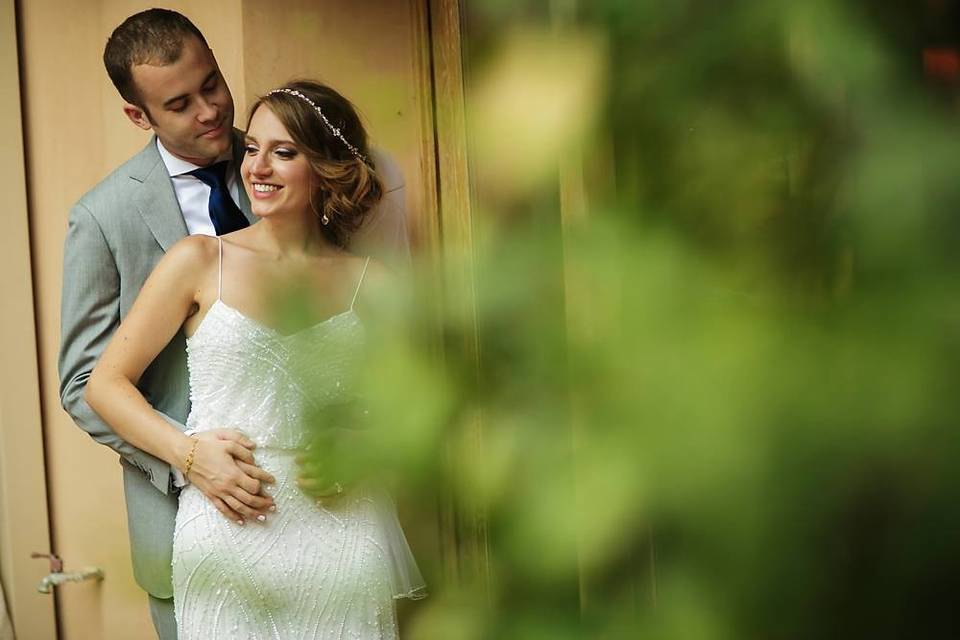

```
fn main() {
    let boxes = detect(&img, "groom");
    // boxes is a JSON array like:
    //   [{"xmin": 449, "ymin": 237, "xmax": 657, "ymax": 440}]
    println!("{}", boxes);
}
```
[{"xmin": 58, "ymin": 8, "xmax": 409, "ymax": 639}]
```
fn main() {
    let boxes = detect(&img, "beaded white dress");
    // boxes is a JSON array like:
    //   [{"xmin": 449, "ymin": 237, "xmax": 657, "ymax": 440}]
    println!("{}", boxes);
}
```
[{"xmin": 173, "ymin": 239, "xmax": 424, "ymax": 639}]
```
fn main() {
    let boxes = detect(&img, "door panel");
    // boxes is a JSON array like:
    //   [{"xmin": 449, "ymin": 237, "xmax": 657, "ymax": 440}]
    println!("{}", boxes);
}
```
[{"xmin": 0, "ymin": 0, "xmax": 56, "ymax": 637}]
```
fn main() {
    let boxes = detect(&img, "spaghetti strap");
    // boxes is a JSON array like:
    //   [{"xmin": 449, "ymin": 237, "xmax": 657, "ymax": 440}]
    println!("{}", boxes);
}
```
[
  {"xmin": 349, "ymin": 257, "xmax": 371, "ymax": 311},
  {"xmin": 216, "ymin": 236, "xmax": 223, "ymax": 301}
]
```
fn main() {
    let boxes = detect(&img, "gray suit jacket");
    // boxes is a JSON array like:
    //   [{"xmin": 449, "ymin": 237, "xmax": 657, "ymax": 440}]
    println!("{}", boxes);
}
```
[{"xmin": 58, "ymin": 129, "xmax": 410, "ymax": 598}]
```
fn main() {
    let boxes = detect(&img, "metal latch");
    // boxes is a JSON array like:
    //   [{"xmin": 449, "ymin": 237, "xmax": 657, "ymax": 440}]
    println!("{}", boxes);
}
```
[{"xmin": 31, "ymin": 552, "xmax": 104, "ymax": 594}]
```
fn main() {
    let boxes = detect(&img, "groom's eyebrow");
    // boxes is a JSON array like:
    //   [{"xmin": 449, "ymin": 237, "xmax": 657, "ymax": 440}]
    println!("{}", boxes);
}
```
[{"xmin": 162, "ymin": 71, "xmax": 218, "ymax": 109}]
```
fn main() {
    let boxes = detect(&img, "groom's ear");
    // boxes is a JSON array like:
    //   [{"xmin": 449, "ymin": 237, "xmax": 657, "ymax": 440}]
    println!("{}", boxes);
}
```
[{"xmin": 122, "ymin": 102, "xmax": 153, "ymax": 132}]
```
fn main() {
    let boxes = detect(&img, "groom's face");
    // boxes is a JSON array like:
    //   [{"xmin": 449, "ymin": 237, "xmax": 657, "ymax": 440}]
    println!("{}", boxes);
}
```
[{"xmin": 124, "ymin": 35, "xmax": 235, "ymax": 166}]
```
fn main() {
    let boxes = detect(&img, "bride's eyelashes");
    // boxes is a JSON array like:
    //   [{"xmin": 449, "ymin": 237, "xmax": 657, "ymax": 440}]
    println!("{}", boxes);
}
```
[{"xmin": 243, "ymin": 143, "xmax": 297, "ymax": 159}]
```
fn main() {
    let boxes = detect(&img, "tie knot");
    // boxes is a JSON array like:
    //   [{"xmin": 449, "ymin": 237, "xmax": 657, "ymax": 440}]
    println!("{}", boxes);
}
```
[{"xmin": 188, "ymin": 161, "xmax": 230, "ymax": 188}]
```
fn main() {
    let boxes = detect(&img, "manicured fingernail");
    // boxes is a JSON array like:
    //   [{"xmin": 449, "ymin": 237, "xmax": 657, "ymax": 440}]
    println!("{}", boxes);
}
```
[
  {"xmin": 236, "ymin": 519, "xmax": 244, "ymax": 526},
  {"xmin": 257, "ymin": 514, "xmax": 266, "ymax": 522},
  {"xmin": 269, "ymin": 505, "xmax": 277, "ymax": 512}
]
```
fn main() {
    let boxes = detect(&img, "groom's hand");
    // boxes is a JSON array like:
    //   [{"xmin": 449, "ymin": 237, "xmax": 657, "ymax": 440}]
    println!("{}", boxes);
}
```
[{"xmin": 187, "ymin": 429, "xmax": 276, "ymax": 524}]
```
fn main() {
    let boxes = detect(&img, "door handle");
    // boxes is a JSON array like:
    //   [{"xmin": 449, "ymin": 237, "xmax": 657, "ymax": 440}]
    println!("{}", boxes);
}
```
[
  {"xmin": 36, "ymin": 567, "xmax": 104, "ymax": 594},
  {"xmin": 31, "ymin": 552, "xmax": 104, "ymax": 594}
]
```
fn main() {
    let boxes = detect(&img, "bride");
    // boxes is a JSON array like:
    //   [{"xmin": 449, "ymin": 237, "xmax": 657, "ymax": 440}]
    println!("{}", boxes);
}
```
[{"xmin": 86, "ymin": 80, "xmax": 424, "ymax": 639}]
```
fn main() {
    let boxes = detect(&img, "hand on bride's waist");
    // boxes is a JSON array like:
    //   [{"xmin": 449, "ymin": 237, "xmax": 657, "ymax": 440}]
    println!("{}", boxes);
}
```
[
  {"xmin": 180, "ymin": 428, "xmax": 278, "ymax": 526},
  {"xmin": 295, "ymin": 425, "xmax": 387, "ymax": 503}
]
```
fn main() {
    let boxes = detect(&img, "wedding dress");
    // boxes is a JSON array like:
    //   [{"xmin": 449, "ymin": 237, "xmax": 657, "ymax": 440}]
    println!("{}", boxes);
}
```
[{"xmin": 173, "ymin": 238, "xmax": 424, "ymax": 639}]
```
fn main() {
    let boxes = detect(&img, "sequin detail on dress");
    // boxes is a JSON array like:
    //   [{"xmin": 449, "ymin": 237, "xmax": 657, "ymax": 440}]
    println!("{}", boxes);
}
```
[{"xmin": 172, "ymin": 239, "xmax": 423, "ymax": 639}]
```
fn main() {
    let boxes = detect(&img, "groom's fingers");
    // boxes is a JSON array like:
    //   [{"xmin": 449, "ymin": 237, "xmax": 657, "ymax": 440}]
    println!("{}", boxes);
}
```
[
  {"xmin": 215, "ymin": 429, "xmax": 256, "ymax": 450},
  {"xmin": 313, "ymin": 483, "xmax": 343, "ymax": 499},
  {"xmin": 234, "ymin": 471, "xmax": 267, "ymax": 498},
  {"xmin": 237, "ymin": 460, "xmax": 276, "ymax": 486},
  {"xmin": 227, "ymin": 442, "xmax": 256, "ymax": 465},
  {"xmin": 297, "ymin": 476, "xmax": 321, "ymax": 490},
  {"xmin": 210, "ymin": 496, "xmax": 243, "ymax": 523},
  {"xmin": 231, "ymin": 487, "xmax": 272, "ymax": 512},
  {"xmin": 223, "ymin": 494, "xmax": 261, "ymax": 522}
]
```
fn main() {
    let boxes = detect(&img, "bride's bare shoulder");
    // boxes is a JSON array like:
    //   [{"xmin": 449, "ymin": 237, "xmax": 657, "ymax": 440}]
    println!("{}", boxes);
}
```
[
  {"xmin": 150, "ymin": 235, "xmax": 220, "ymax": 288},
  {"xmin": 167, "ymin": 234, "xmax": 220, "ymax": 260},
  {"xmin": 167, "ymin": 234, "xmax": 220, "ymax": 263},
  {"xmin": 352, "ymin": 256, "xmax": 399, "ymax": 296},
  {"xmin": 350, "ymin": 255, "xmax": 407, "ymax": 312}
]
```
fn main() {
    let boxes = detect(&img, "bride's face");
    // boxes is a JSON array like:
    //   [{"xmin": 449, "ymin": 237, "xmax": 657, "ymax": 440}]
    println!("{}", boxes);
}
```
[{"xmin": 241, "ymin": 106, "xmax": 315, "ymax": 220}]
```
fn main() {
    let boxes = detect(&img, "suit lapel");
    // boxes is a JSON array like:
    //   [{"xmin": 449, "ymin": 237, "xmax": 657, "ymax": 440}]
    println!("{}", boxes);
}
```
[
  {"xmin": 128, "ymin": 132, "xmax": 254, "ymax": 251},
  {"xmin": 231, "ymin": 128, "xmax": 256, "ymax": 224},
  {"xmin": 128, "ymin": 137, "xmax": 188, "ymax": 252}
]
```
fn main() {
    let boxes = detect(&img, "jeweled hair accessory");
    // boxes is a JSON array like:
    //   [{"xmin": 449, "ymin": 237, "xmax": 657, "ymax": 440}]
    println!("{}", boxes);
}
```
[{"xmin": 266, "ymin": 88, "xmax": 366, "ymax": 162}]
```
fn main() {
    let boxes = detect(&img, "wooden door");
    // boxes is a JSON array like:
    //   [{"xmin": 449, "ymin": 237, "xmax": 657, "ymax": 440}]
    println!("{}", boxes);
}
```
[{"xmin": 0, "ymin": 0, "xmax": 57, "ymax": 637}]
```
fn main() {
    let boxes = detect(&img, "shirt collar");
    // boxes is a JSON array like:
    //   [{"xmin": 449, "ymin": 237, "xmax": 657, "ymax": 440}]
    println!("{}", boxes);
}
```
[{"xmin": 156, "ymin": 137, "xmax": 233, "ymax": 177}]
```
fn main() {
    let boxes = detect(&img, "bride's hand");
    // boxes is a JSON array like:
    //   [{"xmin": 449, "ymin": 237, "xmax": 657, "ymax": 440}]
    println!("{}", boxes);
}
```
[
  {"xmin": 296, "ymin": 468, "xmax": 344, "ymax": 504},
  {"xmin": 185, "ymin": 429, "xmax": 276, "ymax": 524},
  {"xmin": 295, "ymin": 427, "xmax": 372, "ymax": 503}
]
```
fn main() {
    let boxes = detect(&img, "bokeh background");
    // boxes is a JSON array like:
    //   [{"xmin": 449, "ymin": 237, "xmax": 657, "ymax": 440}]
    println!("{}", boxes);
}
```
[
  {"xmin": 5, "ymin": 0, "xmax": 959, "ymax": 637},
  {"xmin": 305, "ymin": 1, "xmax": 960, "ymax": 638}
]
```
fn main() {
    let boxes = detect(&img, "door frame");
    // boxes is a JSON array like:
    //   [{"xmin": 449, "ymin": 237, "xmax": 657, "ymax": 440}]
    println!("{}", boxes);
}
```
[
  {"xmin": 426, "ymin": 0, "xmax": 492, "ymax": 594},
  {"xmin": 0, "ymin": 0, "xmax": 58, "ymax": 638}
]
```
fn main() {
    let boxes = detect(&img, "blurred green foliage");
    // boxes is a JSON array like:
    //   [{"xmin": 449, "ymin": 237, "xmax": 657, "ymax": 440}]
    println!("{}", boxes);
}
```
[{"xmin": 302, "ymin": 1, "xmax": 960, "ymax": 637}]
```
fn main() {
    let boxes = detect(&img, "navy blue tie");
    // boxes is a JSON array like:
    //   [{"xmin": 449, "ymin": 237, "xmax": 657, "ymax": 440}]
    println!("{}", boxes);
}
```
[{"xmin": 188, "ymin": 161, "xmax": 249, "ymax": 235}]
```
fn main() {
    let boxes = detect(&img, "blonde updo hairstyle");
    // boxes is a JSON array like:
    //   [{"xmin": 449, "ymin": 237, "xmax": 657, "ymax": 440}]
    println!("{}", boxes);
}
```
[{"xmin": 248, "ymin": 80, "xmax": 383, "ymax": 247}]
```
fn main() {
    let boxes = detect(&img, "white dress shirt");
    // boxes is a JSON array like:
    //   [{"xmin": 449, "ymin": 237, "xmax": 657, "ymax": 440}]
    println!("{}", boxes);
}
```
[{"xmin": 157, "ymin": 138, "xmax": 243, "ymax": 236}]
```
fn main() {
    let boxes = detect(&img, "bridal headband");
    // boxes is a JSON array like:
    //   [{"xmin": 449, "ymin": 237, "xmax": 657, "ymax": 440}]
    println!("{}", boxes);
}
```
[{"xmin": 266, "ymin": 88, "xmax": 366, "ymax": 162}]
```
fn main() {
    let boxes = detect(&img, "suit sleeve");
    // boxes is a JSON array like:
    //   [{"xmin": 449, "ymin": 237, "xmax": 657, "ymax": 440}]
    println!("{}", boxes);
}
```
[
  {"xmin": 58, "ymin": 202, "xmax": 177, "ymax": 494},
  {"xmin": 351, "ymin": 150, "xmax": 412, "ymax": 272}
]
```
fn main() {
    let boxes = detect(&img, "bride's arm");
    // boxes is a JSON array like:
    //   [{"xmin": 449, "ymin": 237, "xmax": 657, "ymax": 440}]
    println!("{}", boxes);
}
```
[
  {"xmin": 86, "ymin": 235, "xmax": 212, "ymax": 468},
  {"xmin": 86, "ymin": 236, "xmax": 274, "ymax": 524}
]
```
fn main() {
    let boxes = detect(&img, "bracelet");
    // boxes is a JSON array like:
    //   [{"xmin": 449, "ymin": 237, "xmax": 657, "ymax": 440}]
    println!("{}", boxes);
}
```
[{"xmin": 182, "ymin": 435, "xmax": 200, "ymax": 477}]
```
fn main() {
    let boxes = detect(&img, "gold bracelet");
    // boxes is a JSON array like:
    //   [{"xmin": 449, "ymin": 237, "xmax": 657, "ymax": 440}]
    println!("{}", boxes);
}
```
[{"xmin": 182, "ymin": 435, "xmax": 200, "ymax": 477}]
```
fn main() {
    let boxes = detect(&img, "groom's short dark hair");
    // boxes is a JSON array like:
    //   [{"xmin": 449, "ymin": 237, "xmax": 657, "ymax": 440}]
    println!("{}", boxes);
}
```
[{"xmin": 103, "ymin": 8, "xmax": 209, "ymax": 108}]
